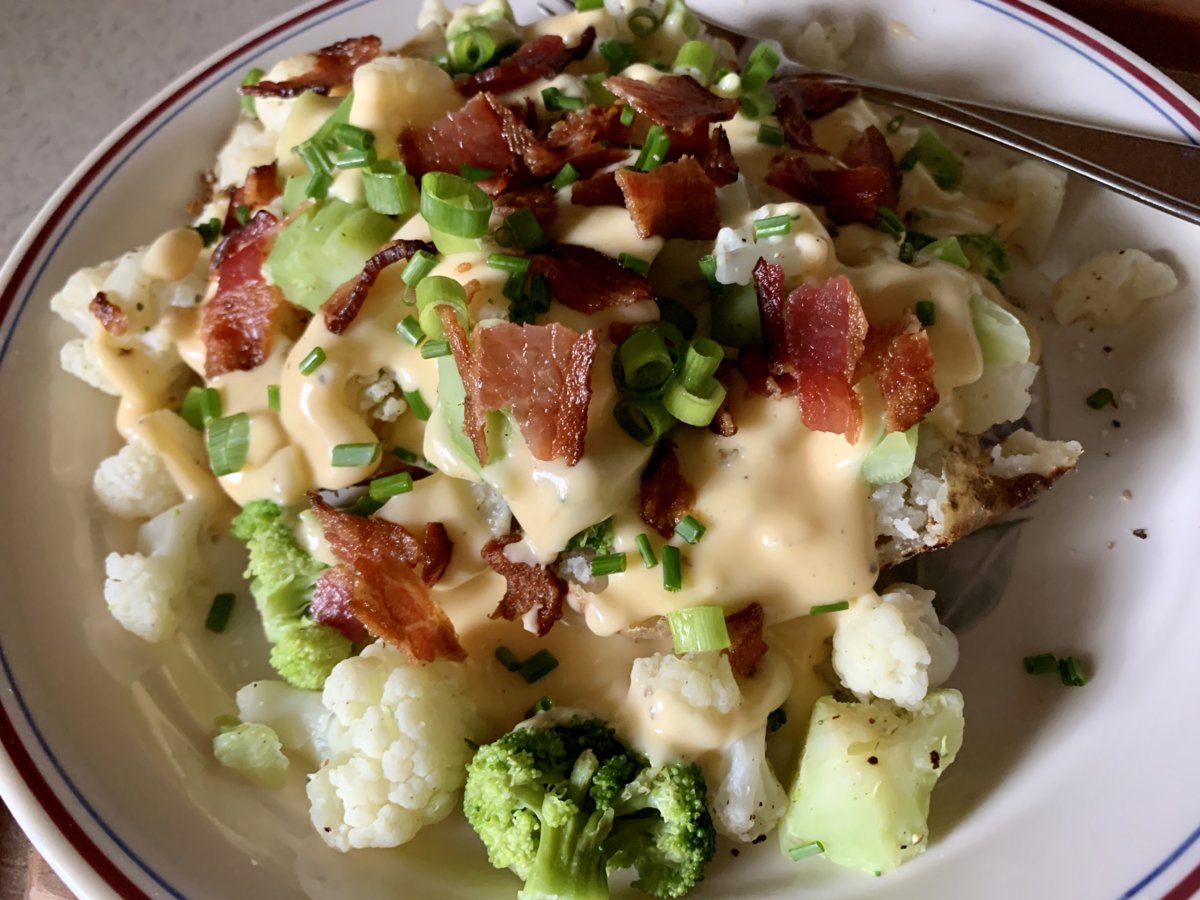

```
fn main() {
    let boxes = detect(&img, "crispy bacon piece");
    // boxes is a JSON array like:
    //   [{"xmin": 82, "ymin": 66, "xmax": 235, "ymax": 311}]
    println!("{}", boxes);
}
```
[
  {"xmin": 241, "ymin": 36, "xmax": 381, "ymax": 98},
  {"xmin": 772, "ymin": 77, "xmax": 859, "ymax": 150},
  {"xmin": 639, "ymin": 441, "xmax": 695, "ymax": 539},
  {"xmin": 860, "ymin": 312, "xmax": 939, "ymax": 432},
  {"xmin": 439, "ymin": 306, "xmax": 490, "ymax": 467},
  {"xmin": 308, "ymin": 494, "xmax": 466, "ymax": 662},
  {"xmin": 615, "ymin": 157, "xmax": 720, "ymax": 240},
  {"xmin": 708, "ymin": 360, "xmax": 738, "ymax": 437},
  {"xmin": 751, "ymin": 261, "xmax": 868, "ymax": 441},
  {"xmin": 458, "ymin": 28, "xmax": 596, "ymax": 97},
  {"xmin": 529, "ymin": 244, "xmax": 654, "ymax": 312},
  {"xmin": 481, "ymin": 533, "xmax": 566, "ymax": 637},
  {"xmin": 604, "ymin": 74, "xmax": 739, "ymax": 132},
  {"xmin": 495, "ymin": 184, "xmax": 559, "ymax": 228},
  {"xmin": 321, "ymin": 239, "xmax": 437, "ymax": 335},
  {"xmin": 88, "ymin": 291, "xmax": 128, "ymax": 336},
  {"xmin": 477, "ymin": 322, "xmax": 598, "ymax": 465},
  {"xmin": 202, "ymin": 210, "xmax": 284, "ymax": 378},
  {"xmin": 311, "ymin": 566, "xmax": 372, "ymax": 644},
  {"xmin": 570, "ymin": 170, "xmax": 624, "ymax": 207},
  {"xmin": 842, "ymin": 126, "xmax": 900, "ymax": 211},
  {"xmin": 767, "ymin": 125, "xmax": 899, "ymax": 225},
  {"xmin": 698, "ymin": 126, "xmax": 739, "ymax": 187},
  {"xmin": 222, "ymin": 163, "xmax": 281, "ymax": 235},
  {"xmin": 737, "ymin": 345, "xmax": 798, "ymax": 399},
  {"xmin": 544, "ymin": 104, "xmax": 633, "ymax": 157},
  {"xmin": 422, "ymin": 522, "xmax": 453, "ymax": 585},
  {"xmin": 725, "ymin": 603, "xmax": 768, "ymax": 678}
]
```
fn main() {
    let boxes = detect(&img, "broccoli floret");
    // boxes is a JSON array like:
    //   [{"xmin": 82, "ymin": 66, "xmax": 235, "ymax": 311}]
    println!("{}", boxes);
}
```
[
  {"xmin": 231, "ymin": 500, "xmax": 351, "ymax": 689},
  {"xmin": 463, "ymin": 716, "xmax": 715, "ymax": 900}
]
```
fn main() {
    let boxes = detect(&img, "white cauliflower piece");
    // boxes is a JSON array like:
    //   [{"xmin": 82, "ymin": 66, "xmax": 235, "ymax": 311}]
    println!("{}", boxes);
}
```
[
  {"xmin": 307, "ymin": 644, "xmax": 478, "ymax": 851},
  {"xmin": 713, "ymin": 203, "xmax": 832, "ymax": 286},
  {"xmin": 989, "ymin": 428, "xmax": 1083, "ymax": 480},
  {"xmin": 629, "ymin": 652, "xmax": 741, "ymax": 715},
  {"xmin": 355, "ymin": 369, "xmax": 408, "ymax": 423},
  {"xmin": 59, "ymin": 339, "xmax": 117, "ymax": 395},
  {"xmin": 103, "ymin": 500, "xmax": 208, "ymax": 642},
  {"xmin": 236, "ymin": 679, "xmax": 333, "ymax": 763},
  {"xmin": 711, "ymin": 729, "xmax": 790, "ymax": 843},
  {"xmin": 995, "ymin": 160, "xmax": 1068, "ymax": 262},
  {"xmin": 832, "ymin": 585, "xmax": 959, "ymax": 710},
  {"xmin": 214, "ymin": 119, "xmax": 279, "ymax": 189},
  {"xmin": 93, "ymin": 439, "xmax": 183, "ymax": 520},
  {"xmin": 955, "ymin": 361, "xmax": 1038, "ymax": 435},
  {"xmin": 1053, "ymin": 248, "xmax": 1178, "ymax": 326}
]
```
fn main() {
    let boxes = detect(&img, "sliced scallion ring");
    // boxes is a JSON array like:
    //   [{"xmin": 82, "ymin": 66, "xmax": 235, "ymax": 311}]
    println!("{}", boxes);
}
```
[
  {"xmin": 667, "ymin": 606, "xmax": 730, "ymax": 654},
  {"xmin": 419, "ymin": 172, "xmax": 493, "ymax": 239}
]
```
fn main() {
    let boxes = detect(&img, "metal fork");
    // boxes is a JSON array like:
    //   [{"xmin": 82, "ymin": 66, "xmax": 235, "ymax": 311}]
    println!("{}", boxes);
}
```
[{"xmin": 537, "ymin": 0, "xmax": 1200, "ymax": 227}]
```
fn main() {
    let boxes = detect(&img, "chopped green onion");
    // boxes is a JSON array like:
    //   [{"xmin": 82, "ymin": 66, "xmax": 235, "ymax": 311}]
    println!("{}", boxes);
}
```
[
  {"xmin": 969, "ymin": 294, "xmax": 1030, "ymax": 365},
  {"xmin": 614, "ymin": 397, "xmax": 676, "ymax": 445},
  {"xmin": 420, "ymin": 172, "xmax": 493, "ymax": 239},
  {"xmin": 362, "ymin": 160, "xmax": 417, "ymax": 215},
  {"xmin": 617, "ymin": 330, "xmax": 674, "ymax": 396},
  {"xmin": 627, "ymin": 7, "xmax": 661, "ymax": 37},
  {"xmin": 542, "ymin": 87, "xmax": 586, "ymax": 112},
  {"xmin": 487, "ymin": 253, "xmax": 530, "ymax": 274},
  {"xmin": 698, "ymin": 254, "xmax": 720, "ymax": 289},
  {"xmin": 635, "ymin": 533, "xmax": 658, "ymax": 569},
  {"xmin": 450, "ymin": 27, "xmax": 498, "ymax": 73},
  {"xmin": 401, "ymin": 248, "xmax": 438, "ymax": 287},
  {"xmin": 421, "ymin": 338, "xmax": 451, "ymax": 359},
  {"xmin": 459, "ymin": 164, "xmax": 495, "ymax": 183},
  {"xmin": 415, "ymin": 275, "xmax": 469, "ymax": 338},
  {"xmin": 1059, "ymin": 656, "xmax": 1088, "ymax": 687},
  {"xmin": 619, "ymin": 104, "xmax": 636, "ymax": 126},
  {"xmin": 754, "ymin": 214, "xmax": 794, "ymax": 240},
  {"xmin": 915, "ymin": 300, "xmax": 937, "ymax": 326},
  {"xmin": 392, "ymin": 446, "xmax": 419, "ymax": 463},
  {"xmin": 662, "ymin": 544, "xmax": 682, "ymax": 592},
  {"xmin": 673, "ymin": 40, "xmax": 716, "ymax": 84},
  {"xmin": 787, "ymin": 841, "xmax": 825, "ymax": 861},
  {"xmin": 551, "ymin": 163, "xmax": 580, "ymax": 190},
  {"xmin": 206, "ymin": 413, "xmax": 251, "ymax": 477},
  {"xmin": 507, "ymin": 273, "xmax": 551, "ymax": 324},
  {"xmin": 757, "ymin": 124, "xmax": 786, "ymax": 146},
  {"xmin": 519, "ymin": 650, "xmax": 559, "ymax": 683},
  {"xmin": 886, "ymin": 114, "xmax": 905, "ymax": 134},
  {"xmin": 396, "ymin": 315, "xmax": 425, "ymax": 346},
  {"xmin": 712, "ymin": 283, "xmax": 763, "ymax": 348},
  {"xmin": 618, "ymin": 252, "xmax": 651, "ymax": 274},
  {"xmin": 917, "ymin": 236, "xmax": 970, "ymax": 269},
  {"xmin": 667, "ymin": 606, "xmax": 730, "ymax": 654},
  {"xmin": 494, "ymin": 646, "xmax": 521, "ymax": 672},
  {"xmin": 331, "ymin": 442, "xmax": 381, "ymax": 468},
  {"xmin": 280, "ymin": 174, "xmax": 311, "ymax": 214},
  {"xmin": 369, "ymin": 471, "xmax": 414, "ymax": 501},
  {"xmin": 678, "ymin": 339, "xmax": 722, "ymax": 392},
  {"xmin": 234, "ymin": 204, "xmax": 251, "ymax": 227},
  {"xmin": 958, "ymin": 231, "xmax": 1011, "ymax": 286},
  {"xmin": 304, "ymin": 170, "xmax": 333, "ymax": 201},
  {"xmin": 633, "ymin": 124, "xmax": 671, "ymax": 172},
  {"xmin": 239, "ymin": 68, "xmax": 265, "ymax": 117},
  {"xmin": 296, "ymin": 139, "xmax": 333, "ymax": 176},
  {"xmin": 1087, "ymin": 387, "xmax": 1115, "ymax": 409},
  {"xmin": 675, "ymin": 515, "xmax": 706, "ymax": 544},
  {"xmin": 662, "ymin": 378, "xmax": 725, "ymax": 427},
  {"xmin": 334, "ymin": 147, "xmax": 376, "ymax": 170},
  {"xmin": 741, "ymin": 42, "xmax": 781, "ymax": 92},
  {"xmin": 349, "ymin": 495, "xmax": 384, "ymax": 517},
  {"xmin": 1023, "ymin": 653, "xmax": 1058, "ymax": 675},
  {"xmin": 576, "ymin": 0, "xmax": 603, "ymax": 9},
  {"xmin": 876, "ymin": 206, "xmax": 905, "ymax": 240},
  {"xmin": 809, "ymin": 600, "xmax": 850, "ymax": 616},
  {"xmin": 590, "ymin": 553, "xmax": 628, "ymax": 577},
  {"xmin": 496, "ymin": 207, "xmax": 545, "ymax": 251},
  {"xmin": 193, "ymin": 218, "xmax": 222, "ymax": 247},
  {"xmin": 205, "ymin": 592, "xmax": 236, "ymax": 633},
  {"xmin": 333, "ymin": 123, "xmax": 374, "ymax": 151},
  {"xmin": 267, "ymin": 384, "xmax": 281, "ymax": 412},
  {"xmin": 180, "ymin": 386, "xmax": 222, "ymax": 430},
  {"xmin": 738, "ymin": 88, "xmax": 776, "ymax": 121},
  {"xmin": 862, "ymin": 425, "xmax": 919, "ymax": 485},
  {"xmin": 404, "ymin": 389, "xmax": 432, "ymax": 421},
  {"xmin": 898, "ymin": 126, "xmax": 963, "ymax": 190},
  {"xmin": 599, "ymin": 39, "xmax": 637, "ymax": 75},
  {"xmin": 299, "ymin": 346, "xmax": 326, "ymax": 375}
]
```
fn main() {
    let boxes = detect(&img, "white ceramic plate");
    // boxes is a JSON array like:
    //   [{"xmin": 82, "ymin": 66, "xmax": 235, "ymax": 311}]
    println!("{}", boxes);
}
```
[{"xmin": 1, "ymin": 1, "xmax": 1198, "ymax": 897}]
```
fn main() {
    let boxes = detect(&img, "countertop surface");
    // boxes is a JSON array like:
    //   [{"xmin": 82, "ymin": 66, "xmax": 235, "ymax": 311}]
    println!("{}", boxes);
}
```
[{"xmin": 1, "ymin": 0, "xmax": 1197, "ymax": 896}]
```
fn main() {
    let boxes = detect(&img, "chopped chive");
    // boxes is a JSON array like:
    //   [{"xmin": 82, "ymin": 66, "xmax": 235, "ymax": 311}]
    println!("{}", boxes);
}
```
[
  {"xmin": 590, "ymin": 553, "xmax": 628, "ymax": 577},
  {"xmin": 296, "ymin": 139, "xmax": 333, "ymax": 176},
  {"xmin": 519, "ymin": 650, "xmax": 559, "ymax": 683},
  {"xmin": 369, "ymin": 471, "xmax": 414, "ymax": 501},
  {"xmin": 421, "ymin": 338, "xmax": 451, "ymax": 359},
  {"xmin": 662, "ymin": 544, "xmax": 682, "ymax": 592},
  {"xmin": 809, "ymin": 600, "xmax": 850, "ymax": 615},
  {"xmin": 667, "ymin": 606, "xmax": 730, "ymax": 654},
  {"xmin": 487, "ymin": 253, "xmax": 530, "ymax": 274},
  {"xmin": 234, "ymin": 204, "xmax": 251, "ymax": 227},
  {"xmin": 599, "ymin": 39, "xmax": 638, "ymax": 75},
  {"xmin": 915, "ymin": 300, "xmax": 937, "ymax": 326},
  {"xmin": 299, "ymin": 346, "xmax": 326, "ymax": 375},
  {"xmin": 401, "ymin": 249, "xmax": 438, "ymax": 287},
  {"xmin": 334, "ymin": 147, "xmax": 377, "ymax": 170},
  {"xmin": 362, "ymin": 159, "xmax": 416, "ymax": 215},
  {"xmin": 331, "ymin": 442, "xmax": 381, "ymax": 468},
  {"xmin": 349, "ymin": 495, "xmax": 384, "ymax": 517},
  {"xmin": 899, "ymin": 126, "xmax": 963, "ymax": 190},
  {"xmin": 239, "ymin": 68, "xmax": 265, "ymax": 117},
  {"xmin": 267, "ymin": 384, "xmax": 281, "ymax": 412},
  {"xmin": 787, "ymin": 841, "xmax": 825, "ymax": 861},
  {"xmin": 180, "ymin": 386, "xmax": 222, "ymax": 430},
  {"xmin": 741, "ymin": 42, "xmax": 781, "ymax": 92},
  {"xmin": 577, "ymin": 0, "xmax": 603, "ymax": 9},
  {"xmin": 620, "ymin": 104, "xmax": 636, "ymax": 126},
  {"xmin": 500, "ymin": 207, "xmax": 546, "ymax": 251},
  {"xmin": 205, "ymin": 592, "xmax": 236, "ymax": 633},
  {"xmin": 754, "ymin": 214, "xmax": 794, "ymax": 240},
  {"xmin": 886, "ymin": 114, "xmax": 905, "ymax": 133},
  {"xmin": 633, "ymin": 124, "xmax": 671, "ymax": 172},
  {"xmin": 1059, "ymin": 656, "xmax": 1088, "ymax": 687},
  {"xmin": 494, "ymin": 646, "xmax": 522, "ymax": 672},
  {"xmin": 551, "ymin": 163, "xmax": 580, "ymax": 190},
  {"xmin": 635, "ymin": 533, "xmax": 658, "ymax": 568},
  {"xmin": 1086, "ymin": 387, "xmax": 1115, "ymax": 409},
  {"xmin": 627, "ymin": 6, "xmax": 661, "ymax": 37},
  {"xmin": 404, "ymin": 389, "xmax": 432, "ymax": 421},
  {"xmin": 192, "ymin": 217, "xmax": 222, "ymax": 247},
  {"xmin": 1023, "ymin": 653, "xmax": 1058, "ymax": 675},
  {"xmin": 541, "ymin": 87, "xmax": 585, "ymax": 112},
  {"xmin": 450, "ymin": 26, "xmax": 499, "ymax": 73},
  {"xmin": 206, "ymin": 413, "xmax": 251, "ymax": 477},
  {"xmin": 675, "ymin": 515, "xmax": 706, "ymax": 544},
  {"xmin": 333, "ymin": 123, "xmax": 374, "ymax": 150},
  {"xmin": 459, "ymin": 164, "xmax": 495, "ymax": 182},
  {"xmin": 875, "ymin": 206, "xmax": 905, "ymax": 240},
  {"xmin": 392, "ymin": 446, "xmax": 419, "ymax": 463},
  {"xmin": 396, "ymin": 315, "xmax": 425, "ymax": 346},
  {"xmin": 304, "ymin": 170, "xmax": 333, "ymax": 201},
  {"xmin": 618, "ymin": 253, "xmax": 650, "ymax": 274},
  {"xmin": 757, "ymin": 124, "xmax": 786, "ymax": 146}
]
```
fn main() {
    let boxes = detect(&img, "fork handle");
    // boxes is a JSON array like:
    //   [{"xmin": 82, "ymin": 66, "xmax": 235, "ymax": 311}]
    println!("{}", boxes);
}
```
[{"xmin": 830, "ymin": 78, "xmax": 1200, "ymax": 226}]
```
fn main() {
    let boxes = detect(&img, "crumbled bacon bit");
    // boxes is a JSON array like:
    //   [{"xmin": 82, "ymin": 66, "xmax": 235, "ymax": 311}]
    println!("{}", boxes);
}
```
[
  {"xmin": 841, "ymin": 126, "xmax": 900, "ymax": 211},
  {"xmin": 439, "ymin": 306, "xmax": 490, "ymax": 467},
  {"xmin": 709, "ymin": 360, "xmax": 738, "ymax": 436},
  {"xmin": 615, "ymin": 157, "xmax": 720, "ymax": 240},
  {"xmin": 495, "ymin": 184, "xmax": 559, "ymax": 228},
  {"xmin": 860, "ymin": 312, "xmax": 939, "ymax": 432},
  {"xmin": 201, "ymin": 210, "xmax": 285, "ymax": 378},
  {"xmin": 544, "ymin": 104, "xmax": 633, "ymax": 158},
  {"xmin": 529, "ymin": 244, "xmax": 654, "ymax": 312},
  {"xmin": 321, "ymin": 239, "xmax": 437, "ymax": 335},
  {"xmin": 697, "ymin": 126, "xmax": 739, "ymax": 187},
  {"xmin": 241, "ymin": 36, "xmax": 381, "ymax": 98},
  {"xmin": 422, "ymin": 522, "xmax": 453, "ymax": 586},
  {"xmin": 481, "ymin": 533, "xmax": 566, "ymax": 636},
  {"xmin": 310, "ymin": 566, "xmax": 372, "ymax": 644},
  {"xmin": 308, "ymin": 494, "xmax": 466, "ymax": 661},
  {"xmin": 570, "ymin": 170, "xmax": 624, "ymax": 207},
  {"xmin": 604, "ymin": 74, "xmax": 739, "ymax": 133},
  {"xmin": 771, "ymin": 76, "xmax": 858, "ymax": 149},
  {"xmin": 88, "ymin": 291, "xmax": 128, "ymax": 336},
  {"xmin": 477, "ymin": 322, "xmax": 598, "ymax": 465},
  {"xmin": 639, "ymin": 441, "xmax": 696, "ymax": 539},
  {"xmin": 457, "ymin": 28, "xmax": 596, "ymax": 97},
  {"xmin": 767, "ymin": 126, "xmax": 900, "ymax": 225},
  {"xmin": 725, "ymin": 603, "xmax": 768, "ymax": 677},
  {"xmin": 223, "ymin": 163, "xmax": 281, "ymax": 235}
]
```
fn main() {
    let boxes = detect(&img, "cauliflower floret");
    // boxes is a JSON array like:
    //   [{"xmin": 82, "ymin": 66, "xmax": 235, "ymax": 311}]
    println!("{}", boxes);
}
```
[
  {"xmin": 307, "ymin": 644, "xmax": 478, "ymax": 851},
  {"xmin": 711, "ymin": 729, "xmax": 790, "ymax": 843},
  {"xmin": 629, "ymin": 651, "xmax": 741, "ymax": 715},
  {"xmin": 59, "ymin": 339, "xmax": 118, "ymax": 395},
  {"xmin": 236, "ymin": 679, "xmax": 333, "ymax": 762},
  {"xmin": 214, "ymin": 119, "xmax": 279, "ymax": 190},
  {"xmin": 93, "ymin": 439, "xmax": 183, "ymax": 520},
  {"xmin": 1053, "ymin": 248, "xmax": 1178, "ymax": 326},
  {"xmin": 989, "ymin": 428, "xmax": 1083, "ymax": 480},
  {"xmin": 355, "ymin": 369, "xmax": 408, "ymax": 423},
  {"xmin": 832, "ymin": 584, "xmax": 959, "ymax": 711},
  {"xmin": 713, "ymin": 203, "xmax": 833, "ymax": 286},
  {"xmin": 994, "ymin": 160, "xmax": 1068, "ymax": 263},
  {"xmin": 103, "ymin": 499, "xmax": 208, "ymax": 642},
  {"xmin": 954, "ymin": 360, "xmax": 1038, "ymax": 434}
]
